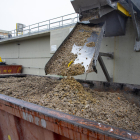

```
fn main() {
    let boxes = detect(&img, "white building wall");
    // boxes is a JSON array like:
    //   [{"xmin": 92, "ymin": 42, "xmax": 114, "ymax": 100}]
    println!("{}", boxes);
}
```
[
  {"xmin": 50, "ymin": 25, "xmax": 74, "ymax": 53},
  {"xmin": 0, "ymin": 36, "xmax": 51, "ymax": 75}
]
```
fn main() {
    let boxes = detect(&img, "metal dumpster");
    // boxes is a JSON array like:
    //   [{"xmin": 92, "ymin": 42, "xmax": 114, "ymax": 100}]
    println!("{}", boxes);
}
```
[
  {"xmin": 0, "ymin": 65, "xmax": 22, "ymax": 74},
  {"xmin": 0, "ymin": 74, "xmax": 140, "ymax": 140}
]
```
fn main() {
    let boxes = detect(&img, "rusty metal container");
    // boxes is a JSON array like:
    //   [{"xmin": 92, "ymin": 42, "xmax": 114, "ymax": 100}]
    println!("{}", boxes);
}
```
[
  {"xmin": 0, "ymin": 74, "xmax": 140, "ymax": 140},
  {"xmin": 0, "ymin": 65, "xmax": 22, "ymax": 74}
]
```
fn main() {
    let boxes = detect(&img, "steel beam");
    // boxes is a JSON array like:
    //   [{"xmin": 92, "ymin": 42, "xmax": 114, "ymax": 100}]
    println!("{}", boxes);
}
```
[
  {"xmin": 98, "ymin": 54, "xmax": 113, "ymax": 82},
  {"xmin": 99, "ymin": 52, "xmax": 114, "ymax": 59},
  {"xmin": 128, "ymin": 0, "xmax": 140, "ymax": 41}
]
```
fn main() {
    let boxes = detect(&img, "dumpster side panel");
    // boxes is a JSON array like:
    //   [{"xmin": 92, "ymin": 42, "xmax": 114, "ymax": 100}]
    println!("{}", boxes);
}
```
[
  {"xmin": 0, "ymin": 109, "xmax": 71, "ymax": 140},
  {"xmin": 0, "ymin": 110, "xmax": 19, "ymax": 140},
  {"xmin": 14, "ymin": 115, "xmax": 71, "ymax": 140},
  {"xmin": 0, "ymin": 94, "xmax": 140, "ymax": 140}
]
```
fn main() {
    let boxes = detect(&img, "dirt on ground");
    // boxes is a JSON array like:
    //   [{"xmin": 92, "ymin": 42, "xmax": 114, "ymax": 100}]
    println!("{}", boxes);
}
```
[{"xmin": 0, "ymin": 76, "xmax": 140, "ymax": 133}]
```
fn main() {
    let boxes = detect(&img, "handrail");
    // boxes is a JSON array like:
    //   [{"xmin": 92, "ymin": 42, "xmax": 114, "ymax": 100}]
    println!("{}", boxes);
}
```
[{"xmin": 0, "ymin": 13, "xmax": 79, "ymax": 41}]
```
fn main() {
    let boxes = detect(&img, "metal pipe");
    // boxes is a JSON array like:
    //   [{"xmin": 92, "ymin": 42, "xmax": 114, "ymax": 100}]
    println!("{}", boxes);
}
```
[
  {"xmin": 29, "ymin": 26, "xmax": 30, "ymax": 34},
  {"xmin": 62, "ymin": 16, "xmax": 63, "ymax": 26},
  {"xmin": 49, "ymin": 13, "xmax": 76, "ymax": 20},
  {"xmin": 49, "ymin": 17, "xmax": 76, "ymax": 25},
  {"xmin": 49, "ymin": 20, "xmax": 50, "ymax": 30}
]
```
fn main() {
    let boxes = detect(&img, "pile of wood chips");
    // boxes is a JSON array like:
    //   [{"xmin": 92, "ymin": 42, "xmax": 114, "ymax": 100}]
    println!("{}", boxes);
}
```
[{"xmin": 0, "ymin": 76, "xmax": 140, "ymax": 133}]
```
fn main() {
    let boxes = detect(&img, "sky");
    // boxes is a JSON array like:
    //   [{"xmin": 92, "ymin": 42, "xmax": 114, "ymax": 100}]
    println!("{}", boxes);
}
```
[{"xmin": 0, "ymin": 0, "xmax": 75, "ymax": 31}]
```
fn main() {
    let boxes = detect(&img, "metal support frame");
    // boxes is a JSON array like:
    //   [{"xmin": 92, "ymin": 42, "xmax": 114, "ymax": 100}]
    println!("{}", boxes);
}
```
[
  {"xmin": 98, "ymin": 52, "xmax": 114, "ymax": 82},
  {"xmin": 128, "ymin": 0, "xmax": 140, "ymax": 41}
]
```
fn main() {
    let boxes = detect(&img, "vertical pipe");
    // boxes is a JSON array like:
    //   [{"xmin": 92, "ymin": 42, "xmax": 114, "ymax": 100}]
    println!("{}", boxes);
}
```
[
  {"xmin": 8, "ymin": 31, "xmax": 9, "ymax": 39},
  {"xmin": 29, "ymin": 26, "xmax": 30, "ymax": 34},
  {"xmin": 2, "ymin": 32, "xmax": 4, "ymax": 39},
  {"xmin": 49, "ymin": 20, "xmax": 50, "ymax": 30},
  {"xmin": 16, "ymin": 23, "xmax": 18, "ymax": 36},
  {"xmin": 62, "ymin": 16, "xmax": 63, "ymax": 26}
]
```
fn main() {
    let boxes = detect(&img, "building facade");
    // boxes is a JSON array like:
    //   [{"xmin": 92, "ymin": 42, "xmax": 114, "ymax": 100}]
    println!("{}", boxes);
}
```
[{"xmin": 0, "ymin": 18, "xmax": 140, "ymax": 85}]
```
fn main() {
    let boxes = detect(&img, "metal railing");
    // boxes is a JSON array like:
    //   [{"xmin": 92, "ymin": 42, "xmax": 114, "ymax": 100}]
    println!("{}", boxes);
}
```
[{"xmin": 0, "ymin": 13, "xmax": 79, "ymax": 41}]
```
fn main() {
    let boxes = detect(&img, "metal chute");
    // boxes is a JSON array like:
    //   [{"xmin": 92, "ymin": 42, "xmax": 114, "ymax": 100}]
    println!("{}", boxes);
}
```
[{"xmin": 45, "ymin": 0, "xmax": 140, "ymax": 81}]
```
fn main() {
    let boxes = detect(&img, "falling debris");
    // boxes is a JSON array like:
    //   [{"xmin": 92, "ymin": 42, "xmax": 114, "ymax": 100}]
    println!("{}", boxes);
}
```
[
  {"xmin": 86, "ymin": 42, "xmax": 96, "ymax": 47},
  {"xmin": 60, "ymin": 64, "xmax": 85, "ymax": 76}
]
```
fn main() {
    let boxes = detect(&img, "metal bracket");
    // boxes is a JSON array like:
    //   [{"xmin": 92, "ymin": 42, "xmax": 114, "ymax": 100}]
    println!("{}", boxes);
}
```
[
  {"xmin": 98, "ymin": 52, "xmax": 113, "ymax": 82},
  {"xmin": 99, "ymin": 52, "xmax": 114, "ymax": 59}
]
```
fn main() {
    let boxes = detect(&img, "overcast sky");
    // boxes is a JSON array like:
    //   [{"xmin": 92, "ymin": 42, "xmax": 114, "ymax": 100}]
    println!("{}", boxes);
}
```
[{"xmin": 0, "ymin": 0, "xmax": 75, "ymax": 31}]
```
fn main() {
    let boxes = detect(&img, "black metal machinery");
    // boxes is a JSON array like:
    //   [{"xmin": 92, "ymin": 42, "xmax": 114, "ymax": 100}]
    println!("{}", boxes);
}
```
[{"xmin": 71, "ymin": 0, "xmax": 140, "ymax": 49}]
